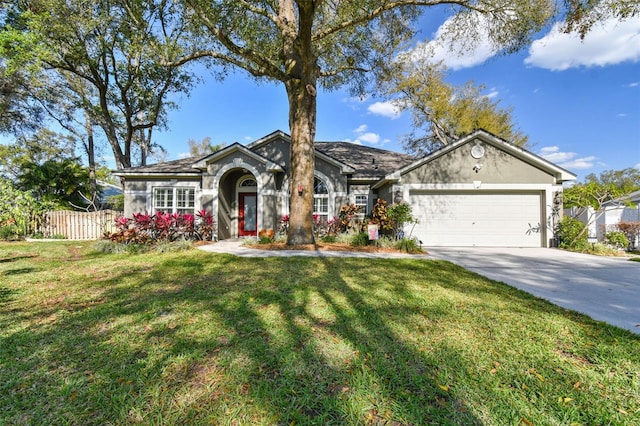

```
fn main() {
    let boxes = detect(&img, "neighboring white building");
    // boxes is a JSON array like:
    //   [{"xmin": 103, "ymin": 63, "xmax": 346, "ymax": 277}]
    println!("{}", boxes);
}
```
[
  {"xmin": 568, "ymin": 189, "xmax": 640, "ymax": 248},
  {"xmin": 599, "ymin": 190, "xmax": 640, "ymax": 248}
]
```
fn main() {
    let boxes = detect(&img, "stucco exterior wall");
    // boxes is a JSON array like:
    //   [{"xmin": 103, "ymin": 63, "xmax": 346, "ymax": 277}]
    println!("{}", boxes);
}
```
[
  {"xmin": 315, "ymin": 159, "xmax": 347, "ymax": 195},
  {"xmin": 401, "ymin": 141, "xmax": 555, "ymax": 185},
  {"xmin": 374, "ymin": 184, "xmax": 397, "ymax": 206},
  {"xmin": 252, "ymin": 138, "xmax": 289, "ymax": 167}
]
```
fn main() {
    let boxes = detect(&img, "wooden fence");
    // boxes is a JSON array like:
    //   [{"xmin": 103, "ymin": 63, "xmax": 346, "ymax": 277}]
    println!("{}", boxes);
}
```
[{"xmin": 40, "ymin": 210, "xmax": 123, "ymax": 240}]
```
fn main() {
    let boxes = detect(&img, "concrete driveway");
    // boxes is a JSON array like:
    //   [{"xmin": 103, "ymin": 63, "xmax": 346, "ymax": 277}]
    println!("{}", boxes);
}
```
[{"xmin": 426, "ymin": 247, "xmax": 640, "ymax": 335}]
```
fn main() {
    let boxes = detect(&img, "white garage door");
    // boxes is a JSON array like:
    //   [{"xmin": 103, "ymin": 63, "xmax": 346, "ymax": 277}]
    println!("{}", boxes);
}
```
[{"xmin": 410, "ymin": 191, "xmax": 543, "ymax": 247}]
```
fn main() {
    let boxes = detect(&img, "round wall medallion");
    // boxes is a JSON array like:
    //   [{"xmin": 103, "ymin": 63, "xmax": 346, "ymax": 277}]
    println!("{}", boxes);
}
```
[{"xmin": 471, "ymin": 144, "xmax": 485, "ymax": 159}]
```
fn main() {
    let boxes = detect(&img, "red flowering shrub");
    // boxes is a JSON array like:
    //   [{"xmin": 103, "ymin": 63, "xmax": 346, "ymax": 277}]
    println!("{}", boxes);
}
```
[{"xmin": 105, "ymin": 210, "xmax": 216, "ymax": 244}]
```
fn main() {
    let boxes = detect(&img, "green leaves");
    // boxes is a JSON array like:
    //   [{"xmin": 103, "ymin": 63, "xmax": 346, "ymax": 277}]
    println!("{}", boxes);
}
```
[
  {"xmin": 383, "ymin": 60, "xmax": 528, "ymax": 154},
  {"xmin": 1, "ymin": 0, "xmax": 198, "ymax": 169}
]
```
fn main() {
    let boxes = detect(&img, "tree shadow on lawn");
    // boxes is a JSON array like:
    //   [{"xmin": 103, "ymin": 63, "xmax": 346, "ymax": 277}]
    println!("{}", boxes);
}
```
[{"xmin": 1, "ymin": 252, "xmax": 637, "ymax": 425}]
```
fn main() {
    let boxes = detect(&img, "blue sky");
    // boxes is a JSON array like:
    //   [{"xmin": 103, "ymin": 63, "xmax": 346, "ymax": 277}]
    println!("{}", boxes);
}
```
[{"xmin": 140, "ymin": 11, "xmax": 638, "ymax": 183}]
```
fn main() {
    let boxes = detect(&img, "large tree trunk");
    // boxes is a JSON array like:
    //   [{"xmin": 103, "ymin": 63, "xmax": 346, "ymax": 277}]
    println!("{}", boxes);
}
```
[
  {"xmin": 282, "ymin": 0, "xmax": 318, "ymax": 245},
  {"xmin": 84, "ymin": 111, "xmax": 98, "ymax": 210},
  {"xmin": 285, "ymin": 79, "xmax": 317, "ymax": 245}
]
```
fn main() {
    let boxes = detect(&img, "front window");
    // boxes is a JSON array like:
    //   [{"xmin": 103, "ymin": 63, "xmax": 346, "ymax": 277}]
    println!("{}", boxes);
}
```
[
  {"xmin": 240, "ymin": 177, "xmax": 257, "ymax": 188},
  {"xmin": 354, "ymin": 194, "xmax": 368, "ymax": 216},
  {"xmin": 313, "ymin": 177, "xmax": 329, "ymax": 223},
  {"xmin": 153, "ymin": 187, "xmax": 195, "ymax": 215}
]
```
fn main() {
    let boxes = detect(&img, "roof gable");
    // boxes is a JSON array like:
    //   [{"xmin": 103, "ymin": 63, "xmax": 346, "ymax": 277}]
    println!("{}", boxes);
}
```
[
  {"xmin": 605, "ymin": 189, "xmax": 640, "ymax": 206},
  {"xmin": 387, "ymin": 130, "xmax": 576, "ymax": 184},
  {"xmin": 191, "ymin": 142, "xmax": 284, "ymax": 172},
  {"xmin": 249, "ymin": 130, "xmax": 356, "ymax": 175}
]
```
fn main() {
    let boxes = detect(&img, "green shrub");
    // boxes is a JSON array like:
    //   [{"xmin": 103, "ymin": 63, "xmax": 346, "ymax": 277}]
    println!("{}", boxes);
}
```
[
  {"xmin": 320, "ymin": 234, "xmax": 336, "ymax": 243},
  {"xmin": 375, "ymin": 236, "xmax": 395, "ymax": 249},
  {"xmin": 92, "ymin": 240, "xmax": 151, "ymax": 254},
  {"xmin": 0, "ymin": 224, "xmax": 20, "ymax": 241},
  {"xmin": 257, "ymin": 229, "xmax": 275, "ymax": 244},
  {"xmin": 257, "ymin": 235, "xmax": 275, "ymax": 244},
  {"xmin": 92, "ymin": 240, "xmax": 131, "ymax": 254},
  {"xmin": 335, "ymin": 232, "xmax": 354, "ymax": 245},
  {"xmin": 387, "ymin": 203, "xmax": 418, "ymax": 240},
  {"xmin": 106, "ymin": 194, "xmax": 124, "ymax": 210},
  {"xmin": 557, "ymin": 216, "xmax": 588, "ymax": 251},
  {"xmin": 395, "ymin": 237, "xmax": 422, "ymax": 253},
  {"xmin": 154, "ymin": 239, "xmax": 194, "ymax": 253},
  {"xmin": 350, "ymin": 232, "xmax": 370, "ymax": 247},
  {"xmin": 605, "ymin": 231, "xmax": 629, "ymax": 250},
  {"xmin": 587, "ymin": 242, "xmax": 622, "ymax": 257}
]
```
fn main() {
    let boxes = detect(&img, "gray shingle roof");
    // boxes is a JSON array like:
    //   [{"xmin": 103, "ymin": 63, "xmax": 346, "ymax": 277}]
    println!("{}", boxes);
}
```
[
  {"xmin": 115, "ymin": 141, "xmax": 416, "ymax": 179},
  {"xmin": 114, "ymin": 155, "xmax": 209, "ymax": 175},
  {"xmin": 316, "ymin": 142, "xmax": 416, "ymax": 179}
]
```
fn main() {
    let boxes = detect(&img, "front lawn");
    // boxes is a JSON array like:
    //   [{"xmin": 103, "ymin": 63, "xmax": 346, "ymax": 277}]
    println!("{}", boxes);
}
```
[{"xmin": 1, "ymin": 241, "xmax": 638, "ymax": 425}]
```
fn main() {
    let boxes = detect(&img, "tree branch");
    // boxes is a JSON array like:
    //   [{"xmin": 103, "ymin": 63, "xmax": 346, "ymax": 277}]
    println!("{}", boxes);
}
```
[
  {"xmin": 313, "ymin": 0, "xmax": 487, "ymax": 41},
  {"xmin": 178, "ymin": 3, "xmax": 286, "ymax": 80},
  {"xmin": 236, "ymin": 0, "xmax": 278, "ymax": 23}
]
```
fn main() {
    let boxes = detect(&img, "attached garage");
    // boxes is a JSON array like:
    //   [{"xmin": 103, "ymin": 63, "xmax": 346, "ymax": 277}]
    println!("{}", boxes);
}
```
[
  {"xmin": 410, "ymin": 191, "xmax": 543, "ymax": 247},
  {"xmin": 374, "ymin": 130, "xmax": 576, "ymax": 248}
]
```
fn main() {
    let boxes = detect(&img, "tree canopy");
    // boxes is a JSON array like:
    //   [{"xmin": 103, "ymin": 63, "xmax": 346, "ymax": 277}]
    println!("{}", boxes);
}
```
[
  {"xmin": 1, "ymin": 0, "xmax": 197, "ymax": 169},
  {"xmin": 188, "ymin": 137, "xmax": 225, "ymax": 157},
  {"xmin": 0, "ymin": 129, "xmax": 95, "ymax": 209},
  {"xmin": 383, "ymin": 61, "xmax": 528, "ymax": 155},
  {"xmin": 563, "ymin": 0, "xmax": 640, "ymax": 37},
  {"xmin": 565, "ymin": 167, "xmax": 640, "ymax": 211},
  {"xmin": 0, "ymin": 65, "xmax": 45, "ymax": 135},
  {"xmin": 584, "ymin": 168, "xmax": 640, "ymax": 194}
]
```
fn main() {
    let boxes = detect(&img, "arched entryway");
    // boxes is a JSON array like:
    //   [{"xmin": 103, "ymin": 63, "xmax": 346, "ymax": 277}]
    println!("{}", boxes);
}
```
[{"xmin": 214, "ymin": 165, "xmax": 262, "ymax": 240}]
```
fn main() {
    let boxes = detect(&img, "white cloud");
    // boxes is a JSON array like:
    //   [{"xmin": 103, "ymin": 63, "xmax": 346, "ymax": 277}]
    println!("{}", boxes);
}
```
[
  {"xmin": 341, "ymin": 95, "xmax": 370, "ymax": 111},
  {"xmin": 353, "ymin": 124, "xmax": 368, "ymax": 133},
  {"xmin": 629, "ymin": 82, "xmax": 640, "ymax": 87},
  {"xmin": 538, "ymin": 146, "xmax": 596, "ymax": 170},
  {"xmin": 409, "ymin": 13, "xmax": 498, "ymax": 70},
  {"xmin": 347, "ymin": 125, "xmax": 384, "ymax": 146},
  {"xmin": 485, "ymin": 90, "xmax": 499, "ymax": 99},
  {"xmin": 525, "ymin": 16, "xmax": 640, "ymax": 70},
  {"xmin": 357, "ymin": 132, "xmax": 381, "ymax": 144},
  {"xmin": 560, "ymin": 156, "xmax": 599, "ymax": 170},
  {"xmin": 367, "ymin": 101, "xmax": 401, "ymax": 119},
  {"xmin": 178, "ymin": 152, "xmax": 191, "ymax": 159}
]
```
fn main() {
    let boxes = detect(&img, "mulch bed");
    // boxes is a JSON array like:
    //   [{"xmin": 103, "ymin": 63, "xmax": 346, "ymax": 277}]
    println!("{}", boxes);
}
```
[{"xmin": 245, "ymin": 241, "xmax": 426, "ymax": 254}]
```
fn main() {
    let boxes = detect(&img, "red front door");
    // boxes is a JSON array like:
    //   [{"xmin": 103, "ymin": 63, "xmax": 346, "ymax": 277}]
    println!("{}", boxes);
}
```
[{"xmin": 238, "ymin": 193, "xmax": 257, "ymax": 236}]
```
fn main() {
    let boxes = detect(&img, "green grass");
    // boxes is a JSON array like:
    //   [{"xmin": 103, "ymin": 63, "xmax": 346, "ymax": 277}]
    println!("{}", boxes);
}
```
[{"xmin": 1, "ymin": 241, "xmax": 639, "ymax": 425}]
